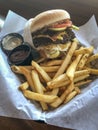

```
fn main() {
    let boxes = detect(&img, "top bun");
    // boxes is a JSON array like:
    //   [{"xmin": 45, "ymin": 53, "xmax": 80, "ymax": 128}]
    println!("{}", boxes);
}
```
[{"xmin": 30, "ymin": 9, "xmax": 70, "ymax": 33}]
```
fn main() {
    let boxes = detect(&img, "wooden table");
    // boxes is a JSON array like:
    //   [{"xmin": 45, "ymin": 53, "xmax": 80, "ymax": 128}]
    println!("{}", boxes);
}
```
[
  {"xmin": 0, "ymin": 0, "xmax": 98, "ymax": 130},
  {"xmin": 0, "ymin": 116, "xmax": 71, "ymax": 130},
  {"xmin": 0, "ymin": 0, "xmax": 98, "ymax": 26}
]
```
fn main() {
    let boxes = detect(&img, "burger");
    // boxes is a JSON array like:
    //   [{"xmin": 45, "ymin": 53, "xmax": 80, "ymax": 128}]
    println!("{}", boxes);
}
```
[{"xmin": 23, "ymin": 9, "xmax": 79, "ymax": 59}]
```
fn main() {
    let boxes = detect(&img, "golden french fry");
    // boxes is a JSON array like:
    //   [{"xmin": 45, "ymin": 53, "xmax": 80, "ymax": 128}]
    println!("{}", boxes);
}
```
[
  {"xmin": 41, "ymin": 66, "xmax": 60, "ymax": 73},
  {"xmin": 23, "ymin": 90, "xmax": 59, "ymax": 103},
  {"xmin": 54, "ymin": 41, "xmax": 78, "ymax": 78},
  {"xmin": 66, "ymin": 54, "xmax": 82, "ymax": 81},
  {"xmin": 41, "ymin": 83, "xmax": 47, "ymax": 92},
  {"xmin": 75, "ymin": 87, "xmax": 81, "ymax": 94},
  {"xmin": 64, "ymin": 74, "xmax": 89, "ymax": 88},
  {"xmin": 50, "ymin": 82, "xmax": 74, "ymax": 108},
  {"xmin": 86, "ymin": 53, "xmax": 98, "ymax": 64},
  {"xmin": 64, "ymin": 90, "xmax": 77, "ymax": 104},
  {"xmin": 74, "ymin": 70, "xmax": 90, "ymax": 77},
  {"xmin": 74, "ymin": 46, "xmax": 94, "ymax": 55},
  {"xmin": 50, "ymin": 97, "xmax": 62, "ymax": 108},
  {"xmin": 19, "ymin": 82, "xmax": 29, "ymax": 91},
  {"xmin": 40, "ymin": 59, "xmax": 63, "ymax": 66},
  {"xmin": 77, "ymin": 53, "xmax": 90, "ymax": 70},
  {"xmin": 19, "ymin": 66, "xmax": 34, "ymax": 71},
  {"xmin": 13, "ymin": 65, "xmax": 59, "ymax": 73},
  {"xmin": 31, "ymin": 70, "xmax": 48, "ymax": 110},
  {"xmin": 75, "ymin": 80, "xmax": 92, "ymax": 88},
  {"xmin": 86, "ymin": 67, "xmax": 98, "ymax": 75},
  {"xmin": 47, "ymin": 73, "xmax": 68, "ymax": 88},
  {"xmin": 11, "ymin": 65, "xmax": 23, "ymax": 74},
  {"xmin": 18, "ymin": 65, "xmax": 59, "ymax": 73},
  {"xmin": 74, "ymin": 74, "xmax": 90, "ymax": 83},
  {"xmin": 32, "ymin": 61, "xmax": 51, "ymax": 82},
  {"xmin": 64, "ymin": 86, "xmax": 81, "ymax": 104},
  {"xmin": 66, "ymin": 47, "xmax": 84, "ymax": 81},
  {"xmin": 40, "ymin": 102, "xmax": 48, "ymax": 111},
  {"xmin": 47, "ymin": 79, "xmax": 69, "ymax": 89},
  {"xmin": 47, "ymin": 70, "xmax": 89, "ymax": 89},
  {"xmin": 31, "ymin": 69, "xmax": 46, "ymax": 93},
  {"xmin": 19, "ymin": 67, "xmax": 36, "ymax": 92},
  {"xmin": 11, "ymin": 65, "xmax": 36, "ymax": 91},
  {"xmin": 48, "ymin": 73, "xmax": 89, "ymax": 89},
  {"xmin": 50, "ymin": 88, "xmax": 59, "ymax": 95},
  {"xmin": 32, "ymin": 70, "xmax": 43, "ymax": 93}
]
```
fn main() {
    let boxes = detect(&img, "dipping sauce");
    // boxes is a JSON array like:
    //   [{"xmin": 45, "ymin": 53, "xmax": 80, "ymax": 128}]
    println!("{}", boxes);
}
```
[
  {"xmin": 8, "ymin": 44, "xmax": 33, "ymax": 65},
  {"xmin": 10, "ymin": 50, "xmax": 29, "ymax": 63},
  {"xmin": 1, "ymin": 33, "xmax": 23, "ymax": 55}
]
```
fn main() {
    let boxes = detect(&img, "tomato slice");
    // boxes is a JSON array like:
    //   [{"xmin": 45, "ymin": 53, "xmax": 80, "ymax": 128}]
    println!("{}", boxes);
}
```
[{"xmin": 51, "ymin": 20, "xmax": 72, "ymax": 28}]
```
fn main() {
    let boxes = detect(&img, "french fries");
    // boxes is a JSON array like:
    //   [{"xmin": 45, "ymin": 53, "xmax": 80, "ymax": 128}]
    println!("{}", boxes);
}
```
[
  {"xmin": 74, "ymin": 46, "xmax": 94, "ymax": 55},
  {"xmin": 41, "ymin": 66, "xmax": 60, "ymax": 73},
  {"xmin": 31, "ymin": 70, "xmax": 48, "ymax": 110},
  {"xmin": 47, "ymin": 73, "xmax": 90, "ymax": 89},
  {"xmin": 23, "ymin": 90, "xmax": 59, "ymax": 103},
  {"xmin": 53, "ymin": 41, "xmax": 78, "ymax": 78},
  {"xmin": 66, "ymin": 53, "xmax": 82, "ymax": 81},
  {"xmin": 32, "ymin": 61, "xmax": 51, "ymax": 82},
  {"xmin": 74, "ymin": 80, "xmax": 92, "ymax": 88},
  {"xmin": 47, "ymin": 70, "xmax": 89, "ymax": 89},
  {"xmin": 64, "ymin": 90, "xmax": 78, "ymax": 104},
  {"xmin": 11, "ymin": 42, "xmax": 98, "ymax": 111},
  {"xmin": 86, "ymin": 53, "xmax": 98, "ymax": 64},
  {"xmin": 50, "ymin": 82, "xmax": 75, "ymax": 107},
  {"xmin": 40, "ymin": 59, "xmax": 63, "ymax": 66},
  {"xmin": 77, "ymin": 53, "xmax": 90, "ymax": 70},
  {"xmin": 19, "ymin": 82, "xmax": 29, "ymax": 91}
]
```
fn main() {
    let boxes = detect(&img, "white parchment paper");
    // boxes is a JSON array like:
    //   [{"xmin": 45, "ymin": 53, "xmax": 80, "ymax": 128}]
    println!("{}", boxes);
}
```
[{"xmin": 0, "ymin": 10, "xmax": 98, "ymax": 130}]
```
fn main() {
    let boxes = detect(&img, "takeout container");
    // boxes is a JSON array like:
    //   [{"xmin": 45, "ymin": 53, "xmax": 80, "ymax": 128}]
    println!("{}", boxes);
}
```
[
  {"xmin": 1, "ymin": 32, "xmax": 40, "ymax": 66},
  {"xmin": 8, "ymin": 43, "xmax": 33, "ymax": 65},
  {"xmin": 0, "ymin": 33, "xmax": 24, "ymax": 55}
]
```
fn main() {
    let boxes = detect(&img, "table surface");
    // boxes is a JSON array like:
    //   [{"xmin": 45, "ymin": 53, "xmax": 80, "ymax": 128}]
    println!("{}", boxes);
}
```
[
  {"xmin": 0, "ymin": 0, "xmax": 98, "ymax": 130},
  {"xmin": 0, "ymin": 116, "xmax": 72, "ymax": 130},
  {"xmin": 0, "ymin": 0, "xmax": 98, "ymax": 25}
]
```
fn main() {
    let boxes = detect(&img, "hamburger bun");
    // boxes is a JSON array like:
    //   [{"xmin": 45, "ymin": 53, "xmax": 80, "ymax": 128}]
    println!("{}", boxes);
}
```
[{"xmin": 30, "ymin": 9, "xmax": 70, "ymax": 33}]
